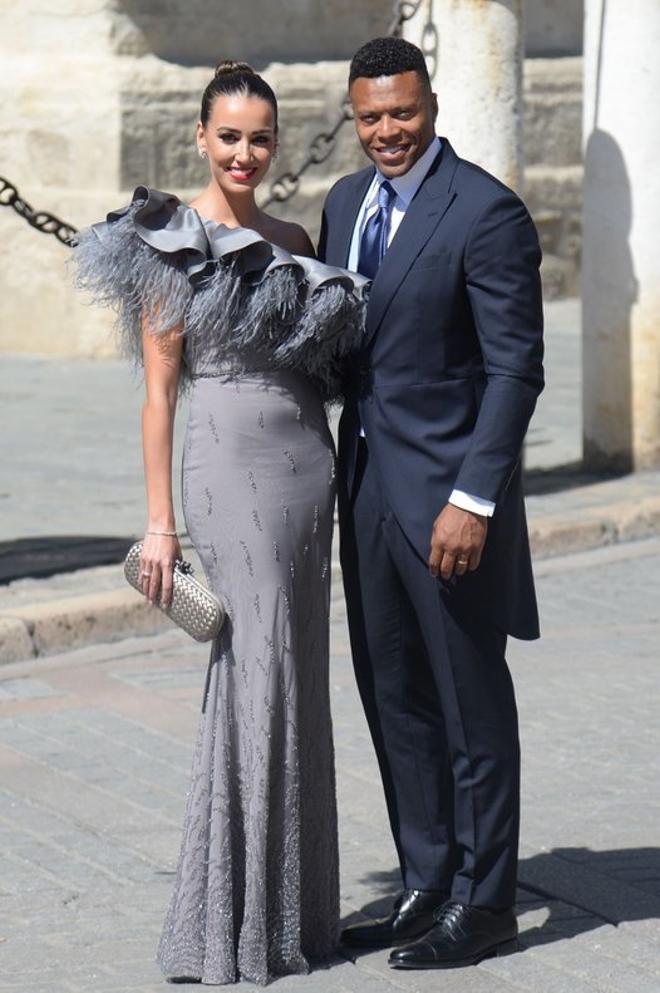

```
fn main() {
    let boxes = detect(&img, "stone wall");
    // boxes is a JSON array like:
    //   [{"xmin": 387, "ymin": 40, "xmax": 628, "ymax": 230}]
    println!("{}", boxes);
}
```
[
  {"xmin": 112, "ymin": 0, "xmax": 391, "ymax": 64},
  {"xmin": 0, "ymin": 54, "xmax": 366, "ymax": 356},
  {"xmin": 0, "ymin": 0, "xmax": 390, "ymax": 357},
  {"xmin": 526, "ymin": 0, "xmax": 583, "ymax": 55},
  {"xmin": 0, "ymin": 0, "xmax": 584, "ymax": 356}
]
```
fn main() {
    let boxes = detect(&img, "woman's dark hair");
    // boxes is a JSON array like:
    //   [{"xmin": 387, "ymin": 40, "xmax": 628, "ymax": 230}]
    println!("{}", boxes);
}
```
[
  {"xmin": 200, "ymin": 60, "xmax": 278, "ymax": 130},
  {"xmin": 349, "ymin": 37, "xmax": 431, "ymax": 90}
]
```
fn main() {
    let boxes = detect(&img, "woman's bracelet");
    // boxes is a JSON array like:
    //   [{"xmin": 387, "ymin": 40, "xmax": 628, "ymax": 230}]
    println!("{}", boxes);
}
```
[{"xmin": 146, "ymin": 529, "xmax": 178, "ymax": 537}]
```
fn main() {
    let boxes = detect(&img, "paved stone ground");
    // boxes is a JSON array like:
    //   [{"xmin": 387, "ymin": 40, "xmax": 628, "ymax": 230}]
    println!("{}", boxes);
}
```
[
  {"xmin": 1, "ymin": 536, "xmax": 660, "ymax": 993},
  {"xmin": 0, "ymin": 300, "xmax": 580, "ymax": 543}
]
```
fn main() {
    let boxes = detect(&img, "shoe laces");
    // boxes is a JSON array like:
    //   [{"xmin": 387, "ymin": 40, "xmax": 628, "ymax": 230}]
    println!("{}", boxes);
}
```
[{"xmin": 433, "ymin": 901, "xmax": 466, "ymax": 930}]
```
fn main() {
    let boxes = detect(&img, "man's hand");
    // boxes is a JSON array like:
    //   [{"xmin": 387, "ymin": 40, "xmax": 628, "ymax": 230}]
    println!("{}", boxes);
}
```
[{"xmin": 429, "ymin": 504, "xmax": 488, "ymax": 580}]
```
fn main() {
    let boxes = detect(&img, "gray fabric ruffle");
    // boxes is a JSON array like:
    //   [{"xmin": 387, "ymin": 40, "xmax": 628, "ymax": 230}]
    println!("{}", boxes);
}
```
[{"xmin": 71, "ymin": 186, "xmax": 369, "ymax": 396}]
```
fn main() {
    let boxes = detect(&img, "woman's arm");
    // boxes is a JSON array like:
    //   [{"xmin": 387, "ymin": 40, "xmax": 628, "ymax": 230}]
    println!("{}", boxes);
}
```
[{"xmin": 139, "ymin": 316, "xmax": 184, "ymax": 608}]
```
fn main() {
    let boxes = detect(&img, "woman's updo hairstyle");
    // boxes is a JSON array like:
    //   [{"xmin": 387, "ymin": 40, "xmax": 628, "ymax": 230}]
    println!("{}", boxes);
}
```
[{"xmin": 200, "ymin": 60, "xmax": 279, "ymax": 131}]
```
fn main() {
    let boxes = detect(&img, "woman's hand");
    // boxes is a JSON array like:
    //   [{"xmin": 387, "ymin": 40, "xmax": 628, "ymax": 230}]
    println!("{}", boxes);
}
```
[
  {"xmin": 139, "ymin": 317, "xmax": 183, "ymax": 610},
  {"xmin": 139, "ymin": 533, "xmax": 183, "ymax": 608}
]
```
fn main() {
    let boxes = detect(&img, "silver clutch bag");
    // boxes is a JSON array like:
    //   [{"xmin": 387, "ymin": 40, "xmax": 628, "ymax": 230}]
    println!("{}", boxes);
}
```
[{"xmin": 124, "ymin": 540, "xmax": 224, "ymax": 642}]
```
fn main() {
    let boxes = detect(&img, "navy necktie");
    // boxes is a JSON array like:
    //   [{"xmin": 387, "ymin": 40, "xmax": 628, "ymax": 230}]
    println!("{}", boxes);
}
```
[{"xmin": 357, "ymin": 180, "xmax": 397, "ymax": 280}]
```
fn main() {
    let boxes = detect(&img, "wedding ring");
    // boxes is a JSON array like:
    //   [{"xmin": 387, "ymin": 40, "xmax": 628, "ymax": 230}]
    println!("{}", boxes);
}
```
[
  {"xmin": 140, "ymin": 570, "xmax": 152, "ymax": 577},
  {"xmin": 457, "ymin": 558, "xmax": 468, "ymax": 566}
]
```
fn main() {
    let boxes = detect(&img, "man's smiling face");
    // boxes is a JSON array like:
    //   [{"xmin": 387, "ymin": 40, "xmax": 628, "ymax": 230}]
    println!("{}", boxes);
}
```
[{"xmin": 349, "ymin": 70, "xmax": 438, "ymax": 179}]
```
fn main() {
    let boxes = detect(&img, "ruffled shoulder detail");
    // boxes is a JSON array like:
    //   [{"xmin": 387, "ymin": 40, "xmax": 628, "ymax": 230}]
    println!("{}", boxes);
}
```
[{"xmin": 71, "ymin": 186, "xmax": 369, "ymax": 396}]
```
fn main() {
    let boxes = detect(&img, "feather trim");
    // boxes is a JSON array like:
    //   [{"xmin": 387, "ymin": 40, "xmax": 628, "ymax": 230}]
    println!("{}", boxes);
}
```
[
  {"xmin": 71, "ymin": 204, "xmax": 192, "ymax": 375},
  {"xmin": 71, "ymin": 186, "xmax": 369, "ymax": 397}
]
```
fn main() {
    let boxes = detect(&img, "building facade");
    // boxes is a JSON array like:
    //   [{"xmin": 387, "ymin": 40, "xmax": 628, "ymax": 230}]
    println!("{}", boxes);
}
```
[{"xmin": 0, "ymin": 0, "xmax": 582, "ymax": 355}]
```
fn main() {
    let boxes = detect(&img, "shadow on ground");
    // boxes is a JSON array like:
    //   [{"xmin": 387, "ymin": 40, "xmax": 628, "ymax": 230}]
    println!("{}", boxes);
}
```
[
  {"xmin": 340, "ymin": 847, "xmax": 660, "ymax": 954},
  {"xmin": 0, "ymin": 535, "xmax": 137, "ymax": 583},
  {"xmin": 523, "ymin": 462, "xmax": 628, "ymax": 496}
]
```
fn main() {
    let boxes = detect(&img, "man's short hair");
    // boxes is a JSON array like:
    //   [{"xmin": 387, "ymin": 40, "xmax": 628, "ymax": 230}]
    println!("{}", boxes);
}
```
[{"xmin": 349, "ymin": 37, "xmax": 431, "ymax": 89}]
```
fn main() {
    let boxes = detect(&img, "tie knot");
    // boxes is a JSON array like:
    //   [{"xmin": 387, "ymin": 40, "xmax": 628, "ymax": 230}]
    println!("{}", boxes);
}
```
[{"xmin": 378, "ymin": 180, "xmax": 396, "ymax": 209}]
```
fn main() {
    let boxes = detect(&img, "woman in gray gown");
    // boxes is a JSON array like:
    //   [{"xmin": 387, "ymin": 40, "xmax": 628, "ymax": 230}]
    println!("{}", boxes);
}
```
[{"xmin": 73, "ymin": 61, "xmax": 367, "ymax": 986}]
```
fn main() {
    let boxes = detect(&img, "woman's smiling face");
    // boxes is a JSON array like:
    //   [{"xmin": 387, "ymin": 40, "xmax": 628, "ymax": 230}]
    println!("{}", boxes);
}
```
[{"xmin": 198, "ymin": 92, "xmax": 277, "ymax": 194}]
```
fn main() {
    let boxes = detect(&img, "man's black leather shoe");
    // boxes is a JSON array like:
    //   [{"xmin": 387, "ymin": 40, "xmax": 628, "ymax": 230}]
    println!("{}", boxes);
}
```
[
  {"xmin": 388, "ymin": 901, "xmax": 518, "ymax": 968},
  {"xmin": 341, "ymin": 889, "xmax": 448, "ymax": 948}
]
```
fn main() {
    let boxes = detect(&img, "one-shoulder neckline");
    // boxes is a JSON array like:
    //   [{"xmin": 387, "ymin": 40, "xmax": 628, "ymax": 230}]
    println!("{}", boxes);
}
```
[
  {"xmin": 186, "ymin": 201, "xmax": 262, "ymax": 240},
  {"xmin": 73, "ymin": 184, "xmax": 371, "ymax": 399},
  {"xmin": 97, "ymin": 185, "xmax": 370, "ymax": 294}
]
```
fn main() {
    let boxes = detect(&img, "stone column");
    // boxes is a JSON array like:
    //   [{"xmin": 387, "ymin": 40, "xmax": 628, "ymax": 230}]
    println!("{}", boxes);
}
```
[
  {"xmin": 582, "ymin": 0, "xmax": 660, "ymax": 470},
  {"xmin": 403, "ymin": 0, "xmax": 525, "ymax": 191}
]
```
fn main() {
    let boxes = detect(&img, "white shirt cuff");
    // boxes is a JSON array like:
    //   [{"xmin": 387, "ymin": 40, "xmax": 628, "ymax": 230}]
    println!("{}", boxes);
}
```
[{"xmin": 449, "ymin": 489, "xmax": 495, "ymax": 517}]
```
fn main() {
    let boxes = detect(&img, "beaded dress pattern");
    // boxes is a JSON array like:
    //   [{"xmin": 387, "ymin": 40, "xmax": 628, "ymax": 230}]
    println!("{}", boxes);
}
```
[{"xmin": 73, "ymin": 187, "xmax": 368, "ymax": 986}]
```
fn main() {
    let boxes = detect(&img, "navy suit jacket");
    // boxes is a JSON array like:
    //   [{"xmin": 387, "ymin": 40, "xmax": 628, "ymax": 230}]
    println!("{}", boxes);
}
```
[{"xmin": 318, "ymin": 139, "xmax": 544, "ymax": 640}]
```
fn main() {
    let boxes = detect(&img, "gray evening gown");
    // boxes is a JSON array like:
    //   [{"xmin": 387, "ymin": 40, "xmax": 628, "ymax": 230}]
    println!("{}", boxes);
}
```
[{"xmin": 72, "ymin": 187, "xmax": 368, "ymax": 985}]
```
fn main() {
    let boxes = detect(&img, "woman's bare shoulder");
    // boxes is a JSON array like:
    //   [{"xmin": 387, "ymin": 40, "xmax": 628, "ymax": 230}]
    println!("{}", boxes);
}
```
[{"xmin": 262, "ymin": 215, "xmax": 316, "ymax": 258}]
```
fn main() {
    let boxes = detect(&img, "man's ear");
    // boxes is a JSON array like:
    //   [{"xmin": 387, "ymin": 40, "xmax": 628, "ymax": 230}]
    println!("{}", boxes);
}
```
[{"xmin": 431, "ymin": 92, "xmax": 438, "ymax": 122}]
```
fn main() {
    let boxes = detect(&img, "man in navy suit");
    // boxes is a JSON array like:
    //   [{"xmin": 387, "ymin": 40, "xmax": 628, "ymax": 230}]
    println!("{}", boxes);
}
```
[{"xmin": 318, "ymin": 37, "xmax": 544, "ymax": 969}]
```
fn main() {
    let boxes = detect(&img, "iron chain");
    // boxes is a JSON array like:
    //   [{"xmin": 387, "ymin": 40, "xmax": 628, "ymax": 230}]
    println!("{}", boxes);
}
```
[
  {"xmin": 0, "ymin": 0, "xmax": 431, "ymax": 233},
  {"xmin": 263, "ymin": 0, "xmax": 426, "ymax": 206},
  {"xmin": 265, "ymin": 93, "xmax": 355, "ymax": 205},
  {"xmin": 0, "ymin": 176, "xmax": 77, "ymax": 246},
  {"xmin": 388, "ymin": 0, "xmax": 425, "ymax": 37}
]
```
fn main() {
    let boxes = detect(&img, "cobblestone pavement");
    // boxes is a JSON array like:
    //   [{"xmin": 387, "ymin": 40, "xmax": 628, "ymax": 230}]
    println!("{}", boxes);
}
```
[
  {"xmin": 1, "ymin": 536, "xmax": 659, "ymax": 993},
  {"xmin": 0, "ymin": 300, "xmax": 579, "ymax": 543}
]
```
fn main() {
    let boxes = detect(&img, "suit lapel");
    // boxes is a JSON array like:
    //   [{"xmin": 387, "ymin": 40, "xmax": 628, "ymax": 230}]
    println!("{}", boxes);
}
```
[
  {"xmin": 329, "ymin": 167, "xmax": 373, "ymax": 267},
  {"xmin": 364, "ymin": 140, "xmax": 460, "ymax": 346}
]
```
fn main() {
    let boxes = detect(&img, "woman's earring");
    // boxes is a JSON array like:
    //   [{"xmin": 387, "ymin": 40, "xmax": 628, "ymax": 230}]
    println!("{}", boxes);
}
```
[{"xmin": 198, "ymin": 148, "xmax": 207, "ymax": 159}]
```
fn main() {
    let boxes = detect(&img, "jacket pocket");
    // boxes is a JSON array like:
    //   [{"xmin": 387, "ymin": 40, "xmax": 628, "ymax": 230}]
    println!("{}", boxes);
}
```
[{"xmin": 409, "ymin": 250, "xmax": 453, "ymax": 272}]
